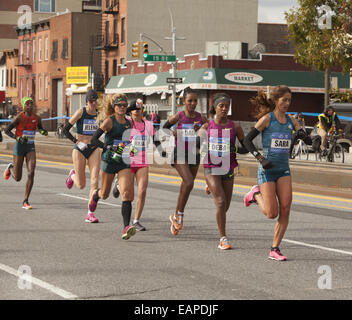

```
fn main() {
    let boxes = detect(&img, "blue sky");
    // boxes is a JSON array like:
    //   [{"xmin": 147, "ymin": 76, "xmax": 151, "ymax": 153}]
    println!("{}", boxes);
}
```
[{"xmin": 258, "ymin": 0, "xmax": 299, "ymax": 23}]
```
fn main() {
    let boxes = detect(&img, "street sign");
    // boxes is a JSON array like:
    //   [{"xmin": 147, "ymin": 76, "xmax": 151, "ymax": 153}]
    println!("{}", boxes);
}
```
[
  {"xmin": 144, "ymin": 54, "xmax": 176, "ymax": 62},
  {"xmin": 167, "ymin": 77, "xmax": 183, "ymax": 84}
]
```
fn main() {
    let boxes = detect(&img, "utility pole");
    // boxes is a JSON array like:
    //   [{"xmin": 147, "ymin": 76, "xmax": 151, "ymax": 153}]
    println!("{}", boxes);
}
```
[{"xmin": 165, "ymin": 8, "xmax": 185, "ymax": 115}]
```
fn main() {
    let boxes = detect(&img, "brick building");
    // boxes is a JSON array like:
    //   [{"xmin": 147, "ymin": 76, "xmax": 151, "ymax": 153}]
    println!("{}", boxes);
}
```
[
  {"xmin": 1, "ymin": 49, "xmax": 19, "ymax": 117},
  {"xmin": 16, "ymin": 12, "xmax": 101, "ymax": 130}
]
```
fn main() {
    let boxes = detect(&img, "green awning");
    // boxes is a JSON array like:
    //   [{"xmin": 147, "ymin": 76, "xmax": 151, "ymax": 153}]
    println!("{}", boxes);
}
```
[{"xmin": 105, "ymin": 68, "xmax": 350, "ymax": 95}]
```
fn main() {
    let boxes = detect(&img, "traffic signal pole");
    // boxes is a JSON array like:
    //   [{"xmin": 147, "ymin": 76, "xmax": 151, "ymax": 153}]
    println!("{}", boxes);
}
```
[{"xmin": 165, "ymin": 8, "xmax": 185, "ymax": 115}]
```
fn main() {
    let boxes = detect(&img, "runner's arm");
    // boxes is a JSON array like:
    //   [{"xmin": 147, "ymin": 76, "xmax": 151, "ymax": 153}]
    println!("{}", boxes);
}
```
[
  {"xmin": 90, "ymin": 118, "xmax": 112, "ymax": 150},
  {"xmin": 37, "ymin": 117, "xmax": 48, "ymax": 136},
  {"xmin": 63, "ymin": 108, "xmax": 83, "ymax": 143},
  {"xmin": 235, "ymin": 125, "xmax": 249, "ymax": 154},
  {"xmin": 243, "ymin": 115, "xmax": 274, "ymax": 169},
  {"xmin": 4, "ymin": 115, "xmax": 21, "ymax": 140}
]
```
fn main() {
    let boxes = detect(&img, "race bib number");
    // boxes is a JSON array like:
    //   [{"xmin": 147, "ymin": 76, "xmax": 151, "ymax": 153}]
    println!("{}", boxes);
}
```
[
  {"xmin": 209, "ymin": 137, "xmax": 230, "ymax": 157},
  {"xmin": 132, "ymin": 135, "xmax": 147, "ymax": 151},
  {"xmin": 181, "ymin": 124, "xmax": 196, "ymax": 142},
  {"xmin": 23, "ymin": 130, "xmax": 36, "ymax": 144},
  {"xmin": 82, "ymin": 119, "xmax": 98, "ymax": 135},
  {"xmin": 270, "ymin": 132, "xmax": 291, "ymax": 153}
]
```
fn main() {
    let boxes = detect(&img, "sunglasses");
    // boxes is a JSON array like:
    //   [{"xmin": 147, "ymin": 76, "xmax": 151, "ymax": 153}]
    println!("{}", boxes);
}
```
[{"xmin": 115, "ymin": 103, "xmax": 128, "ymax": 107}]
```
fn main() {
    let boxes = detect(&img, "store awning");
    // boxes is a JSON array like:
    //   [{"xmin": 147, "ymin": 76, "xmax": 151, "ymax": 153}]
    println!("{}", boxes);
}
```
[{"xmin": 105, "ymin": 68, "xmax": 350, "ymax": 95}]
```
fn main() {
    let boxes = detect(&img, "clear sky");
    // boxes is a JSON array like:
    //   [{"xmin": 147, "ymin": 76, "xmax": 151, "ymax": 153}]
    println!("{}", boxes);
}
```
[{"xmin": 258, "ymin": 0, "xmax": 299, "ymax": 23}]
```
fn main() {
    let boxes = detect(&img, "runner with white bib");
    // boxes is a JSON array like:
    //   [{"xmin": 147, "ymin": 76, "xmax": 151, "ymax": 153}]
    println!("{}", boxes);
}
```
[
  {"xmin": 243, "ymin": 85, "xmax": 305, "ymax": 261},
  {"xmin": 3, "ymin": 97, "xmax": 48, "ymax": 210},
  {"xmin": 63, "ymin": 89, "xmax": 101, "ymax": 223}
]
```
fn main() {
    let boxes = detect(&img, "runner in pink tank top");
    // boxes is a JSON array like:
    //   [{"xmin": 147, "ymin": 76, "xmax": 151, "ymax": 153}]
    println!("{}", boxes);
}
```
[
  {"xmin": 200, "ymin": 93, "xmax": 247, "ymax": 250},
  {"xmin": 162, "ymin": 87, "xmax": 207, "ymax": 236}
]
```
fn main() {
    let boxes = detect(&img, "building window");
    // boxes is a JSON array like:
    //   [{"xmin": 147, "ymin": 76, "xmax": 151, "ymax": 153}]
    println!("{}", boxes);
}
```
[
  {"xmin": 61, "ymin": 39, "xmax": 68, "ymax": 59},
  {"xmin": 105, "ymin": 20, "xmax": 109, "ymax": 45},
  {"xmin": 105, "ymin": 0, "xmax": 110, "ymax": 8},
  {"xmin": 6, "ymin": 70, "xmax": 8, "ymax": 87},
  {"xmin": 113, "ymin": 19, "xmax": 118, "ymax": 43},
  {"xmin": 51, "ymin": 40, "xmax": 58, "ymax": 60},
  {"xmin": 120, "ymin": 57, "xmax": 125, "ymax": 65},
  {"xmin": 1, "ymin": 70, "xmax": 3, "ymax": 88},
  {"xmin": 26, "ymin": 39, "xmax": 30, "ymax": 63},
  {"xmin": 38, "ymin": 37, "xmax": 42, "ymax": 61},
  {"xmin": 20, "ymin": 77, "xmax": 23, "ymax": 100},
  {"xmin": 112, "ymin": 59, "xmax": 117, "ymax": 76},
  {"xmin": 32, "ymin": 38, "xmax": 36, "ymax": 63},
  {"xmin": 34, "ymin": 0, "xmax": 56, "ymax": 13},
  {"xmin": 38, "ymin": 74, "xmax": 41, "ymax": 100},
  {"xmin": 44, "ymin": 36, "xmax": 48, "ymax": 61},
  {"xmin": 26, "ymin": 76, "xmax": 30, "ymax": 97},
  {"xmin": 20, "ymin": 40, "xmax": 24, "ymax": 64},
  {"xmin": 44, "ymin": 74, "xmax": 48, "ymax": 100},
  {"xmin": 105, "ymin": 60, "xmax": 109, "ymax": 85},
  {"xmin": 10, "ymin": 69, "xmax": 13, "ymax": 87},
  {"xmin": 121, "ymin": 17, "xmax": 125, "ymax": 43},
  {"xmin": 14, "ymin": 69, "xmax": 17, "ymax": 88}
]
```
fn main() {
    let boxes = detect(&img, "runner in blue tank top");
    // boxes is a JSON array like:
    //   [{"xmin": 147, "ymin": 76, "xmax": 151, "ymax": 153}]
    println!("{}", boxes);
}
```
[
  {"xmin": 63, "ymin": 89, "xmax": 101, "ymax": 223},
  {"xmin": 200, "ymin": 93, "xmax": 248, "ymax": 250},
  {"xmin": 243, "ymin": 85, "xmax": 306, "ymax": 261},
  {"xmin": 163, "ymin": 87, "xmax": 207, "ymax": 236}
]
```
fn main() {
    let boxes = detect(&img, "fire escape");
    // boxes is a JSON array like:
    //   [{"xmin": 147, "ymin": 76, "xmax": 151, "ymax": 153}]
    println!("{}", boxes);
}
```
[{"xmin": 91, "ymin": 0, "xmax": 119, "ymax": 90}]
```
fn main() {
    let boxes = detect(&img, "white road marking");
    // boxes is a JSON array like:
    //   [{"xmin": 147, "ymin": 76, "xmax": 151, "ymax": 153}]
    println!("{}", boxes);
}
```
[
  {"xmin": 58, "ymin": 193, "xmax": 121, "ymax": 207},
  {"xmin": 0, "ymin": 263, "xmax": 78, "ymax": 299},
  {"xmin": 283, "ymin": 239, "xmax": 352, "ymax": 256}
]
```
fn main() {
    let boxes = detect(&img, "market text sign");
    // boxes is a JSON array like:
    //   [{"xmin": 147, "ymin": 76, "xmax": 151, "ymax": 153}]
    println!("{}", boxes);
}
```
[
  {"xmin": 66, "ymin": 67, "xmax": 89, "ymax": 84},
  {"xmin": 225, "ymin": 72, "xmax": 263, "ymax": 84}
]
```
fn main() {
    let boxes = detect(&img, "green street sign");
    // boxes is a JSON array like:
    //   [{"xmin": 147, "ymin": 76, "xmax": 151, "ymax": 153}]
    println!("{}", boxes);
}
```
[{"xmin": 144, "ymin": 54, "xmax": 176, "ymax": 62}]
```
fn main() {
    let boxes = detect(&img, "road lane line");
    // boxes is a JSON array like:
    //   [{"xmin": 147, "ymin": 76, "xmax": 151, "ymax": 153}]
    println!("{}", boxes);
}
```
[
  {"xmin": 283, "ymin": 239, "xmax": 352, "ymax": 256},
  {"xmin": 149, "ymin": 178, "xmax": 352, "ymax": 211},
  {"xmin": 0, "ymin": 263, "xmax": 78, "ymax": 299},
  {"xmin": 58, "ymin": 193, "xmax": 121, "ymax": 208}
]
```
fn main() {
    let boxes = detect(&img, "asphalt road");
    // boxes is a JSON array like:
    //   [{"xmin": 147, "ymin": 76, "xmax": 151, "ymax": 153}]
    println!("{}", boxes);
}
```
[{"xmin": 0, "ymin": 154, "xmax": 352, "ymax": 301}]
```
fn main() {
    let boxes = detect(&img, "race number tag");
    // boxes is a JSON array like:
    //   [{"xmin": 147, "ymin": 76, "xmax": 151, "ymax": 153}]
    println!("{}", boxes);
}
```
[
  {"xmin": 209, "ymin": 137, "xmax": 230, "ymax": 157},
  {"xmin": 132, "ymin": 135, "xmax": 147, "ymax": 151},
  {"xmin": 181, "ymin": 124, "xmax": 196, "ymax": 142},
  {"xmin": 270, "ymin": 132, "xmax": 291, "ymax": 153},
  {"xmin": 82, "ymin": 119, "xmax": 98, "ymax": 135},
  {"xmin": 23, "ymin": 130, "xmax": 36, "ymax": 144}
]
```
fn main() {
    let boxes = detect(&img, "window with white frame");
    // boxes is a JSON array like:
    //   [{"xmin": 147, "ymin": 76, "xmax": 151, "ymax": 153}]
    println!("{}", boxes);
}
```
[
  {"xmin": 38, "ymin": 74, "xmax": 41, "ymax": 100},
  {"xmin": 34, "ymin": 0, "xmax": 56, "ymax": 13},
  {"xmin": 32, "ymin": 38, "xmax": 36, "ymax": 63},
  {"xmin": 20, "ymin": 40, "xmax": 24, "ymax": 64},
  {"xmin": 44, "ymin": 36, "xmax": 48, "ymax": 61},
  {"xmin": 44, "ymin": 74, "xmax": 48, "ymax": 100},
  {"xmin": 38, "ymin": 37, "xmax": 42, "ymax": 61}
]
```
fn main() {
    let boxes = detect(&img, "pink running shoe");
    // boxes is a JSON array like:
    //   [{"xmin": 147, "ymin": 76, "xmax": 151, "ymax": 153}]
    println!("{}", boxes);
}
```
[
  {"xmin": 85, "ymin": 212, "xmax": 99, "ymax": 223},
  {"xmin": 88, "ymin": 189, "xmax": 100, "ymax": 212},
  {"xmin": 122, "ymin": 225, "xmax": 136, "ymax": 240},
  {"xmin": 269, "ymin": 247, "xmax": 287, "ymax": 261},
  {"xmin": 66, "ymin": 169, "xmax": 75, "ymax": 189},
  {"xmin": 243, "ymin": 185, "xmax": 260, "ymax": 207}
]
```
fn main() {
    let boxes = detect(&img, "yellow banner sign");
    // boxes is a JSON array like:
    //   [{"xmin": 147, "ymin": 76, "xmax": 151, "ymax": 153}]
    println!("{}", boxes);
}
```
[{"xmin": 66, "ymin": 66, "xmax": 89, "ymax": 84}]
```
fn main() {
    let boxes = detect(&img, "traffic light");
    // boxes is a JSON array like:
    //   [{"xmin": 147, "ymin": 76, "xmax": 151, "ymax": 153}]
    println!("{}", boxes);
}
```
[
  {"xmin": 142, "ymin": 42, "xmax": 149, "ymax": 58},
  {"xmin": 132, "ymin": 41, "xmax": 141, "ymax": 58}
]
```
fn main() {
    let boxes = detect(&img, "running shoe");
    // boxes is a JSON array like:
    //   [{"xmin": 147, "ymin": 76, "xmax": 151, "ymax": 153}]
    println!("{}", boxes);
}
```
[
  {"xmin": 269, "ymin": 247, "xmax": 287, "ymax": 261},
  {"xmin": 169, "ymin": 214, "xmax": 179, "ymax": 236},
  {"xmin": 65, "ymin": 169, "xmax": 75, "ymax": 189},
  {"xmin": 205, "ymin": 185, "xmax": 211, "ymax": 195},
  {"xmin": 243, "ymin": 185, "xmax": 260, "ymax": 207},
  {"xmin": 122, "ymin": 225, "xmax": 136, "ymax": 240},
  {"xmin": 85, "ymin": 212, "xmax": 99, "ymax": 223},
  {"xmin": 218, "ymin": 237, "xmax": 232, "ymax": 250},
  {"xmin": 88, "ymin": 189, "xmax": 100, "ymax": 213},
  {"xmin": 3, "ymin": 163, "xmax": 13, "ymax": 180},
  {"xmin": 132, "ymin": 221, "xmax": 146, "ymax": 231},
  {"xmin": 112, "ymin": 178, "xmax": 120, "ymax": 198},
  {"xmin": 22, "ymin": 201, "xmax": 32, "ymax": 210}
]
